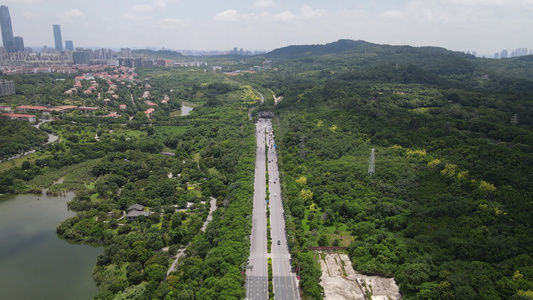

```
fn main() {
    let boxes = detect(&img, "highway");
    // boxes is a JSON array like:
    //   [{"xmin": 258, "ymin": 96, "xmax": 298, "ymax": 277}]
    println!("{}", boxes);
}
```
[
  {"xmin": 265, "ymin": 119, "xmax": 299, "ymax": 300},
  {"xmin": 247, "ymin": 116, "xmax": 299, "ymax": 300},
  {"xmin": 246, "ymin": 119, "xmax": 269, "ymax": 300}
]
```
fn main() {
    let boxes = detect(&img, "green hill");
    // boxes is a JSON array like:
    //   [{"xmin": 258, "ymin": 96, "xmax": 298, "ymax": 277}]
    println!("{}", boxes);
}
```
[
  {"xmin": 264, "ymin": 39, "xmax": 533, "ymax": 91},
  {"xmin": 132, "ymin": 49, "xmax": 184, "ymax": 60}
]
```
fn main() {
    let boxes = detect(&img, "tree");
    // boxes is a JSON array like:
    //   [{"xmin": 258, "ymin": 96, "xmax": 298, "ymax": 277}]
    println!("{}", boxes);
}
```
[
  {"xmin": 21, "ymin": 160, "xmax": 31, "ymax": 170},
  {"xmin": 397, "ymin": 263, "xmax": 431, "ymax": 294},
  {"xmin": 300, "ymin": 189, "xmax": 313, "ymax": 203},
  {"xmin": 144, "ymin": 264, "xmax": 166, "ymax": 283},
  {"xmin": 318, "ymin": 233, "xmax": 329, "ymax": 246}
]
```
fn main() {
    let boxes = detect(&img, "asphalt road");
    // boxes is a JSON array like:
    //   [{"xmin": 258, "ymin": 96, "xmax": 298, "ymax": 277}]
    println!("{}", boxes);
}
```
[
  {"xmin": 265, "ymin": 120, "xmax": 299, "ymax": 300},
  {"xmin": 246, "ymin": 119, "xmax": 269, "ymax": 300}
]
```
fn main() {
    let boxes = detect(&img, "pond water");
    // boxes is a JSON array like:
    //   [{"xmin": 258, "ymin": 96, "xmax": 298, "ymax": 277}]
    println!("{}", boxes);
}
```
[
  {"xmin": 171, "ymin": 102, "xmax": 198, "ymax": 117},
  {"xmin": 0, "ymin": 191, "xmax": 102, "ymax": 300},
  {"xmin": 181, "ymin": 103, "xmax": 194, "ymax": 116}
]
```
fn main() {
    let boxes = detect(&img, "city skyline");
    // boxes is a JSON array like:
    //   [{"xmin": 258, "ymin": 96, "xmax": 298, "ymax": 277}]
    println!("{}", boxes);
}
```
[{"xmin": 0, "ymin": 0, "xmax": 532, "ymax": 54}]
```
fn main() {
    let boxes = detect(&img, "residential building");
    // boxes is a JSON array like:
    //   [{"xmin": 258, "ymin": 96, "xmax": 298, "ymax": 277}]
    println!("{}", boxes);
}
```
[
  {"xmin": 53, "ymin": 24, "xmax": 63, "ymax": 51},
  {"xmin": 73, "ymin": 51, "xmax": 91, "ymax": 65},
  {"xmin": 144, "ymin": 108, "xmax": 155, "ymax": 119},
  {"xmin": 0, "ymin": 79, "xmax": 14, "ymax": 96},
  {"xmin": 103, "ymin": 111, "xmax": 120, "ymax": 118},
  {"xmin": 126, "ymin": 204, "xmax": 150, "ymax": 221},
  {"xmin": 0, "ymin": 5, "xmax": 15, "ymax": 53},
  {"xmin": 13, "ymin": 36, "xmax": 23, "ymax": 52},
  {"xmin": 77, "ymin": 107, "xmax": 98, "ymax": 113},
  {"xmin": 16, "ymin": 105, "xmax": 47, "ymax": 112},
  {"xmin": 1, "ymin": 113, "xmax": 36, "ymax": 122}
]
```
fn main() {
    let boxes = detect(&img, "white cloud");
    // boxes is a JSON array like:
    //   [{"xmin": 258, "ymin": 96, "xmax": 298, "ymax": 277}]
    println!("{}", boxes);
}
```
[
  {"xmin": 154, "ymin": 1, "xmax": 168, "ymax": 9},
  {"xmin": 60, "ymin": 8, "xmax": 84, "ymax": 22},
  {"xmin": 300, "ymin": 5, "xmax": 324, "ymax": 18},
  {"xmin": 163, "ymin": 18, "xmax": 182, "ymax": 24},
  {"xmin": 122, "ymin": 5, "xmax": 154, "ymax": 20},
  {"xmin": 214, "ymin": 9, "xmax": 240, "ymax": 22},
  {"xmin": 131, "ymin": 5, "xmax": 154, "ymax": 13},
  {"xmin": 3, "ymin": 0, "xmax": 41, "ymax": 3},
  {"xmin": 254, "ymin": 0, "xmax": 276, "ymax": 9},
  {"xmin": 62, "ymin": 9, "xmax": 83, "ymax": 18},
  {"xmin": 380, "ymin": 10, "xmax": 403, "ymax": 19},
  {"xmin": 273, "ymin": 11, "xmax": 296, "ymax": 22},
  {"xmin": 22, "ymin": 12, "xmax": 37, "ymax": 19},
  {"xmin": 444, "ymin": 0, "xmax": 511, "ymax": 6}
]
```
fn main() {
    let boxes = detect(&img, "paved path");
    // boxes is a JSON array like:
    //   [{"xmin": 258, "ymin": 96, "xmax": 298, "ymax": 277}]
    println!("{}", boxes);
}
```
[
  {"xmin": 248, "ymin": 91, "xmax": 264, "ymax": 120},
  {"xmin": 166, "ymin": 197, "xmax": 217, "ymax": 277}
]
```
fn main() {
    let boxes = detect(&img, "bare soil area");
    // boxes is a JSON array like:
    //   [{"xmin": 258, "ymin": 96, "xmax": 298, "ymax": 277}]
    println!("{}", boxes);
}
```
[{"xmin": 318, "ymin": 251, "xmax": 402, "ymax": 300}]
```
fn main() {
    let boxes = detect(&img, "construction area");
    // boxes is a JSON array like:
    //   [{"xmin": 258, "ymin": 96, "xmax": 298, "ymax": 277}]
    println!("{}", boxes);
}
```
[{"xmin": 317, "ymin": 251, "xmax": 402, "ymax": 300}]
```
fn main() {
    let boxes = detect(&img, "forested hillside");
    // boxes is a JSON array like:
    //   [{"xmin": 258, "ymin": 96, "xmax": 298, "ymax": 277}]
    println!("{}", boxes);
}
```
[
  {"xmin": 265, "ymin": 39, "xmax": 533, "ymax": 91},
  {"xmin": 132, "ymin": 49, "xmax": 185, "ymax": 60},
  {"xmin": 246, "ymin": 40, "xmax": 533, "ymax": 299}
]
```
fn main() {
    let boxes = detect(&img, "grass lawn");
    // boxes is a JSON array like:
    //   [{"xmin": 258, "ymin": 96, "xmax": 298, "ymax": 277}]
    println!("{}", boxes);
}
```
[
  {"xmin": 0, "ymin": 151, "xmax": 52, "ymax": 172},
  {"xmin": 156, "ymin": 126, "xmax": 190, "ymax": 135},
  {"xmin": 125, "ymin": 130, "xmax": 144, "ymax": 138},
  {"xmin": 193, "ymin": 153, "xmax": 201, "ymax": 163}
]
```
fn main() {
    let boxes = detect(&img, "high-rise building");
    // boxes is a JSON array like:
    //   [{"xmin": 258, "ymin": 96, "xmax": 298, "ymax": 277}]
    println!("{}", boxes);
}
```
[
  {"xmin": 13, "ymin": 36, "xmax": 23, "ymax": 52},
  {"xmin": 0, "ymin": 79, "xmax": 15, "ymax": 97},
  {"xmin": 65, "ymin": 40, "xmax": 74, "ymax": 51},
  {"xmin": 53, "ymin": 24, "xmax": 63, "ymax": 51},
  {"xmin": 0, "ymin": 5, "xmax": 15, "ymax": 53},
  {"xmin": 120, "ymin": 48, "xmax": 132, "ymax": 58},
  {"xmin": 500, "ymin": 49, "xmax": 508, "ymax": 59}
]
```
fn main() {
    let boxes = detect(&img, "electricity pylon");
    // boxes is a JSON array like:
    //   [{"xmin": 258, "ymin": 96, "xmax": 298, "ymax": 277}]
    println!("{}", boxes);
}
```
[{"xmin": 368, "ymin": 148, "xmax": 375, "ymax": 176}]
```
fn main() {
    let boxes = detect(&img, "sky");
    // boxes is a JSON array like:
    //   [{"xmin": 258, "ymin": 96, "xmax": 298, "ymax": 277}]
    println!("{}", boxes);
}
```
[{"xmin": 2, "ymin": 0, "xmax": 533, "ymax": 55}]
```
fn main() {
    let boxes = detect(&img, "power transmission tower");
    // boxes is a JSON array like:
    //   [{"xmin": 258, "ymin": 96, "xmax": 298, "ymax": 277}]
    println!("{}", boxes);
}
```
[
  {"xmin": 511, "ymin": 114, "xmax": 519, "ymax": 126},
  {"xmin": 368, "ymin": 148, "xmax": 375, "ymax": 176}
]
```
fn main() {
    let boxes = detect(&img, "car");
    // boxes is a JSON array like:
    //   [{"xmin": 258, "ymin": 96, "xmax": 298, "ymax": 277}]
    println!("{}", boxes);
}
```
[{"xmin": 277, "ymin": 240, "xmax": 280, "ymax": 245}]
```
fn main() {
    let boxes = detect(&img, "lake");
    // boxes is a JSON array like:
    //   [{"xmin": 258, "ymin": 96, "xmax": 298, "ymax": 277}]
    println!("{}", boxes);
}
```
[{"xmin": 0, "ymin": 191, "xmax": 102, "ymax": 300}]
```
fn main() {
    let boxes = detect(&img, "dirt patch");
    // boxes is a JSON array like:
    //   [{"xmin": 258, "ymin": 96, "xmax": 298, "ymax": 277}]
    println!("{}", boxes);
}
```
[{"xmin": 318, "ymin": 251, "xmax": 402, "ymax": 300}]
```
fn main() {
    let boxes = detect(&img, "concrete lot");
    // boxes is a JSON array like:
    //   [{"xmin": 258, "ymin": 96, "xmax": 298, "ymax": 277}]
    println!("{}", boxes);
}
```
[{"xmin": 318, "ymin": 251, "xmax": 402, "ymax": 300}]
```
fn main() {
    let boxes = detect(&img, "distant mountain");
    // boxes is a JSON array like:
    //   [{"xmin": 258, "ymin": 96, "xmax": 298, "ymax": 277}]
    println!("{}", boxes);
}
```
[
  {"xmin": 266, "ymin": 39, "xmax": 468, "ymax": 59},
  {"xmin": 264, "ymin": 39, "xmax": 533, "ymax": 91},
  {"xmin": 266, "ymin": 39, "xmax": 375, "ymax": 58},
  {"xmin": 132, "ymin": 49, "xmax": 184, "ymax": 60}
]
